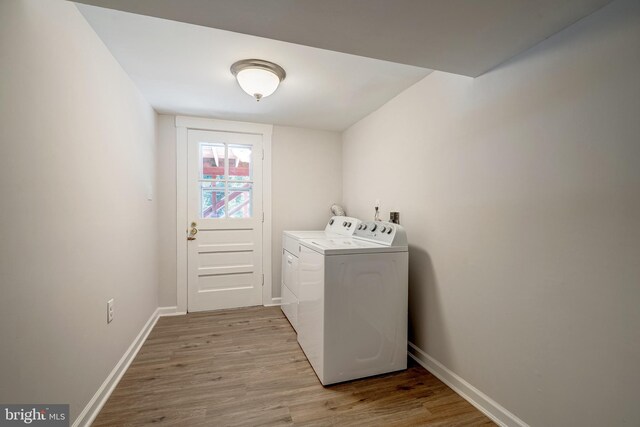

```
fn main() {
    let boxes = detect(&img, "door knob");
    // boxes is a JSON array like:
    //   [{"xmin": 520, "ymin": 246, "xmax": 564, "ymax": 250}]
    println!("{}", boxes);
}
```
[{"xmin": 187, "ymin": 222, "xmax": 198, "ymax": 241}]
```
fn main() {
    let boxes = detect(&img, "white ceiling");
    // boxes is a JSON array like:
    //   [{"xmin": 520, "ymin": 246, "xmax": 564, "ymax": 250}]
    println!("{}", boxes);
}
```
[
  {"xmin": 76, "ymin": 4, "xmax": 432, "ymax": 131},
  {"xmin": 75, "ymin": 0, "xmax": 613, "ymax": 77}
]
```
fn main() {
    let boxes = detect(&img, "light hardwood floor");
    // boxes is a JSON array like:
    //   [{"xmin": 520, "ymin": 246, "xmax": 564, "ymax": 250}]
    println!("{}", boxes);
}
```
[{"xmin": 93, "ymin": 306, "xmax": 494, "ymax": 426}]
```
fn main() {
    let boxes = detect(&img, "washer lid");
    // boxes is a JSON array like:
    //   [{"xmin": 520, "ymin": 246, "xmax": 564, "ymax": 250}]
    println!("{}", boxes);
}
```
[
  {"xmin": 283, "ymin": 230, "xmax": 327, "ymax": 240},
  {"xmin": 299, "ymin": 237, "xmax": 408, "ymax": 255}
]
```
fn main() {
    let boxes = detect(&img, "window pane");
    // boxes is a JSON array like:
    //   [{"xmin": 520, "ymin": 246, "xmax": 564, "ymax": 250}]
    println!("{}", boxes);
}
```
[
  {"xmin": 228, "ymin": 183, "xmax": 252, "ymax": 218},
  {"xmin": 228, "ymin": 144, "xmax": 252, "ymax": 181},
  {"xmin": 201, "ymin": 187, "xmax": 226, "ymax": 219},
  {"xmin": 201, "ymin": 143, "xmax": 225, "ymax": 180},
  {"xmin": 201, "ymin": 181, "xmax": 225, "ymax": 189}
]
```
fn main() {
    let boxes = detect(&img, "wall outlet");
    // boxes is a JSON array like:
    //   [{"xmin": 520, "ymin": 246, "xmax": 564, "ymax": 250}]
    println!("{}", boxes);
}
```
[{"xmin": 107, "ymin": 298, "xmax": 114, "ymax": 324}]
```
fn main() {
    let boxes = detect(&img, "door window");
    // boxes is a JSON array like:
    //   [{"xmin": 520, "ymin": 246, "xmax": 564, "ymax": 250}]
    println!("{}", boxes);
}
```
[{"xmin": 199, "ymin": 142, "xmax": 253, "ymax": 219}]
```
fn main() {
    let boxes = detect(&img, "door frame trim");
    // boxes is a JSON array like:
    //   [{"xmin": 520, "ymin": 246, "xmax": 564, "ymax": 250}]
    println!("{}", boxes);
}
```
[{"xmin": 175, "ymin": 116, "xmax": 273, "ymax": 313}]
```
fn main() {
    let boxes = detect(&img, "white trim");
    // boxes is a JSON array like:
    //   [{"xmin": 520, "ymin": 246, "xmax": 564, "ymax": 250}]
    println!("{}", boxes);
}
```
[
  {"xmin": 175, "ymin": 115, "xmax": 273, "ymax": 312},
  {"xmin": 408, "ymin": 342, "xmax": 528, "ymax": 427},
  {"xmin": 261, "ymin": 127, "xmax": 273, "ymax": 306},
  {"xmin": 72, "ymin": 307, "xmax": 185, "ymax": 427},
  {"xmin": 263, "ymin": 297, "xmax": 282, "ymax": 307},
  {"xmin": 176, "ymin": 125, "xmax": 188, "ymax": 313},
  {"xmin": 157, "ymin": 306, "xmax": 187, "ymax": 316},
  {"xmin": 73, "ymin": 309, "xmax": 158, "ymax": 427}
]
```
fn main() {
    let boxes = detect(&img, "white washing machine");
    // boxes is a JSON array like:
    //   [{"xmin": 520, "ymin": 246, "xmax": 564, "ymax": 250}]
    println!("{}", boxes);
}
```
[
  {"xmin": 281, "ymin": 216, "xmax": 361, "ymax": 331},
  {"xmin": 297, "ymin": 220, "xmax": 408, "ymax": 385}
]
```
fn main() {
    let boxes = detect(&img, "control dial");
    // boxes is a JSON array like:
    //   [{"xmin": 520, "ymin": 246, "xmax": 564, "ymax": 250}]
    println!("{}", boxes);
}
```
[
  {"xmin": 380, "ymin": 226, "xmax": 387, "ymax": 233},
  {"xmin": 387, "ymin": 227, "xmax": 393, "ymax": 234},
  {"xmin": 370, "ymin": 224, "xmax": 377, "ymax": 232},
  {"xmin": 329, "ymin": 219, "xmax": 334, "ymax": 225}
]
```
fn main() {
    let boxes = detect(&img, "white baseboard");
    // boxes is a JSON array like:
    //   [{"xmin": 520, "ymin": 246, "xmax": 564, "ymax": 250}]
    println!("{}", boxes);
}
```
[
  {"xmin": 72, "ymin": 306, "xmax": 186, "ymax": 427},
  {"xmin": 72, "ymin": 308, "xmax": 160, "ymax": 427},
  {"xmin": 408, "ymin": 342, "xmax": 528, "ymax": 427},
  {"xmin": 157, "ymin": 305, "xmax": 186, "ymax": 316},
  {"xmin": 263, "ymin": 297, "xmax": 282, "ymax": 307}
]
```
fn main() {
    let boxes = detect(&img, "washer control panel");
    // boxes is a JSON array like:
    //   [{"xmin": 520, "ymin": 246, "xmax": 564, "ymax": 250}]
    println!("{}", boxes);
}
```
[
  {"xmin": 354, "ymin": 220, "xmax": 407, "ymax": 246},
  {"xmin": 325, "ymin": 216, "xmax": 361, "ymax": 236}
]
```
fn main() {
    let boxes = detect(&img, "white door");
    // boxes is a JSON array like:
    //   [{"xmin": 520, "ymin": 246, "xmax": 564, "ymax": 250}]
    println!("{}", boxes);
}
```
[{"xmin": 187, "ymin": 129, "xmax": 263, "ymax": 312}]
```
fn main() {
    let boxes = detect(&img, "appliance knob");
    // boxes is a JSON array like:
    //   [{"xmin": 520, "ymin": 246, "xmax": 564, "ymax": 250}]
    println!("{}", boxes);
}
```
[
  {"xmin": 329, "ymin": 219, "xmax": 334, "ymax": 225},
  {"xmin": 362, "ymin": 224, "xmax": 367, "ymax": 230},
  {"xmin": 357, "ymin": 224, "xmax": 363, "ymax": 230},
  {"xmin": 380, "ymin": 226, "xmax": 387, "ymax": 233},
  {"xmin": 387, "ymin": 227, "xmax": 393, "ymax": 234},
  {"xmin": 343, "ymin": 221, "xmax": 347, "ymax": 226},
  {"xmin": 347, "ymin": 222, "xmax": 352, "ymax": 227},
  {"xmin": 370, "ymin": 224, "xmax": 377, "ymax": 232}
]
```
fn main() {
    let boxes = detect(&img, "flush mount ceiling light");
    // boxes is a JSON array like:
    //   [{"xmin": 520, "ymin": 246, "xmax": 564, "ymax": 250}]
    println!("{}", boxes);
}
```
[{"xmin": 230, "ymin": 59, "xmax": 286, "ymax": 102}]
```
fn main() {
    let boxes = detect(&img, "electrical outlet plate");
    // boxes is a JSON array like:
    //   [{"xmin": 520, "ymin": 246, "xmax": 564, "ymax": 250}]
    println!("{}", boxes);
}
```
[{"xmin": 107, "ymin": 298, "xmax": 114, "ymax": 324}]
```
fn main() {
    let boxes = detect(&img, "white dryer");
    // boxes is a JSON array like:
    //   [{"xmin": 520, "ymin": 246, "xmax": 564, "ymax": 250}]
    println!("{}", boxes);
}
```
[
  {"xmin": 281, "ymin": 216, "xmax": 361, "ymax": 330},
  {"xmin": 297, "ymin": 220, "xmax": 408, "ymax": 385}
]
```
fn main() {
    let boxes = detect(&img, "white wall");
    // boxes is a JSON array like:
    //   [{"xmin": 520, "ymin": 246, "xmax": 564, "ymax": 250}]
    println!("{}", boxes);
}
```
[
  {"xmin": 342, "ymin": 0, "xmax": 640, "ymax": 425},
  {"xmin": 271, "ymin": 126, "xmax": 342, "ymax": 298},
  {"xmin": 0, "ymin": 0, "xmax": 158, "ymax": 423},
  {"xmin": 155, "ymin": 120, "xmax": 342, "ymax": 304},
  {"xmin": 157, "ymin": 115, "xmax": 177, "ymax": 307}
]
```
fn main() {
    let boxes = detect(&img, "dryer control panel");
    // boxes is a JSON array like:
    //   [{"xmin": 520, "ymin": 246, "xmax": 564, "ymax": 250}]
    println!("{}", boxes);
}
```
[
  {"xmin": 354, "ymin": 221, "xmax": 407, "ymax": 247},
  {"xmin": 325, "ymin": 216, "xmax": 361, "ymax": 236}
]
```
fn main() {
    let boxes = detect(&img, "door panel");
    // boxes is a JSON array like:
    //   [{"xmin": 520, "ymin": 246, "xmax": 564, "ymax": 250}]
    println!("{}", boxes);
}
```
[
  {"xmin": 197, "ymin": 273, "xmax": 255, "ymax": 292},
  {"xmin": 187, "ymin": 129, "xmax": 263, "ymax": 312},
  {"xmin": 199, "ymin": 251, "xmax": 254, "ymax": 268}
]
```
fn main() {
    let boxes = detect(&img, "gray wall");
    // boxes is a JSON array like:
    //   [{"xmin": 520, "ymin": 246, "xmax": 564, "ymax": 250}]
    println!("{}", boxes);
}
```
[
  {"xmin": 0, "ymin": 0, "xmax": 159, "ymax": 423},
  {"xmin": 157, "ymin": 115, "xmax": 178, "ymax": 307},
  {"xmin": 271, "ymin": 125, "xmax": 343, "ymax": 298},
  {"xmin": 155, "ymin": 119, "xmax": 342, "ymax": 304},
  {"xmin": 342, "ymin": 0, "xmax": 640, "ymax": 425}
]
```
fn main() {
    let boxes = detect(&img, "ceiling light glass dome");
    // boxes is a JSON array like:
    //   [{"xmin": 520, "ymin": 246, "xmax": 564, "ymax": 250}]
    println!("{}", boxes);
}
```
[{"xmin": 231, "ymin": 59, "xmax": 286, "ymax": 102}]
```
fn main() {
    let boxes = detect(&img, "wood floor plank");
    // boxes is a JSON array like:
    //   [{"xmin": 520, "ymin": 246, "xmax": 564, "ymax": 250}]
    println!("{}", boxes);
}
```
[{"xmin": 93, "ymin": 306, "xmax": 494, "ymax": 426}]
